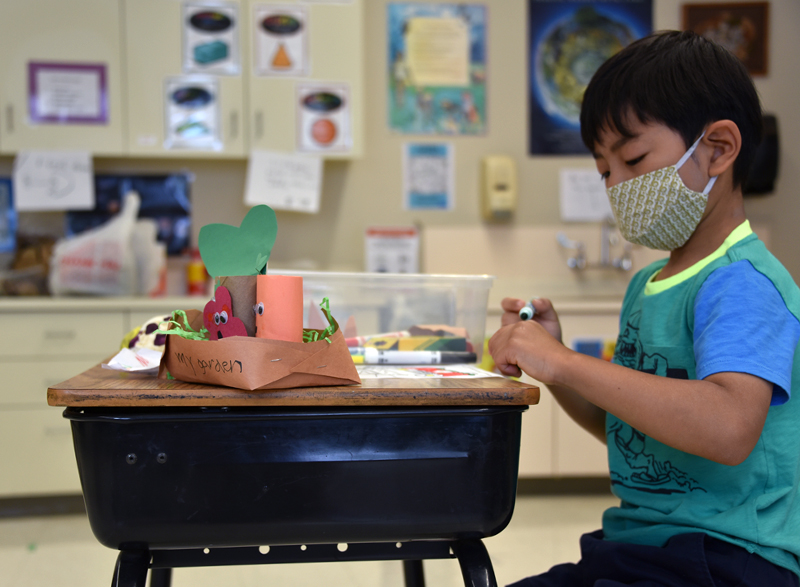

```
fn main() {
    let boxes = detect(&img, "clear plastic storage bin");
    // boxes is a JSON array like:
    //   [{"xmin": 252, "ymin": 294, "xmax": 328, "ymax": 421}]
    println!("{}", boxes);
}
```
[{"xmin": 273, "ymin": 271, "xmax": 495, "ymax": 361}]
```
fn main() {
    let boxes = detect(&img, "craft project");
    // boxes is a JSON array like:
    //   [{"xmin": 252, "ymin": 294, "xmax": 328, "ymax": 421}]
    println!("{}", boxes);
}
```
[
  {"xmin": 255, "ymin": 274, "xmax": 303, "ymax": 342},
  {"xmin": 198, "ymin": 205, "xmax": 277, "ymax": 277},
  {"xmin": 158, "ymin": 204, "xmax": 360, "ymax": 390},
  {"xmin": 204, "ymin": 285, "xmax": 248, "ymax": 339},
  {"xmin": 199, "ymin": 205, "xmax": 277, "ymax": 334}
]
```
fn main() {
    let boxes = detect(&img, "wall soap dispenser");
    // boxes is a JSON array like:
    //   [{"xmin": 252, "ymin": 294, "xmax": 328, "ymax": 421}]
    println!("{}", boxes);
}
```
[{"xmin": 481, "ymin": 155, "xmax": 517, "ymax": 221}]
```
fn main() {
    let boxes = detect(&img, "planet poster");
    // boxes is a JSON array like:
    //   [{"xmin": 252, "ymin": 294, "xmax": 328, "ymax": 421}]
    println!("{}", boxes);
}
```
[{"xmin": 528, "ymin": 0, "xmax": 652, "ymax": 155}]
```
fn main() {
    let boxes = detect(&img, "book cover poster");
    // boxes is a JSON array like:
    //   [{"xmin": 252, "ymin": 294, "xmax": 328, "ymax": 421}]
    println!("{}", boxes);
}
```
[
  {"xmin": 528, "ymin": 0, "xmax": 651, "ymax": 155},
  {"xmin": 388, "ymin": 3, "xmax": 487, "ymax": 136}
]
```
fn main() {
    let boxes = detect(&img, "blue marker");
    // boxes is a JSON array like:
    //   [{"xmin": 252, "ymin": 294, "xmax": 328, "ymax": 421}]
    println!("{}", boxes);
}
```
[{"xmin": 519, "ymin": 301, "xmax": 536, "ymax": 321}]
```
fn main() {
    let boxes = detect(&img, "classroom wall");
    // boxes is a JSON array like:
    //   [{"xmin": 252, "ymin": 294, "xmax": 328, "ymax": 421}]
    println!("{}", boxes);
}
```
[{"xmin": 3, "ymin": 0, "xmax": 800, "ymax": 281}]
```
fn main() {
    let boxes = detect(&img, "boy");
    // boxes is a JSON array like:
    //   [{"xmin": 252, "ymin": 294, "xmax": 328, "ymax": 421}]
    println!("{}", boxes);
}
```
[{"xmin": 489, "ymin": 31, "xmax": 800, "ymax": 586}]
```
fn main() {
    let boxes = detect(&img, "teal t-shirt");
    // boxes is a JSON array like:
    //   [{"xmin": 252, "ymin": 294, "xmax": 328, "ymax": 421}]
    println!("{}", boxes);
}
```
[{"xmin": 603, "ymin": 224, "xmax": 800, "ymax": 576}]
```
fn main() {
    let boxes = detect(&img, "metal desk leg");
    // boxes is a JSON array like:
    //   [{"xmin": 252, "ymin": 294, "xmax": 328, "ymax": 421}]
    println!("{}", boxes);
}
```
[
  {"xmin": 112, "ymin": 550, "xmax": 150, "ymax": 587},
  {"xmin": 403, "ymin": 559, "xmax": 425, "ymax": 587},
  {"xmin": 148, "ymin": 568, "xmax": 172, "ymax": 587},
  {"xmin": 451, "ymin": 540, "xmax": 498, "ymax": 587}
]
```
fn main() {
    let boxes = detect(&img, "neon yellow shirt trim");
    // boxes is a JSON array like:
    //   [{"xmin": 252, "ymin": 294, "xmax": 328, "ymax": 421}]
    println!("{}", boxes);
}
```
[{"xmin": 645, "ymin": 220, "xmax": 753, "ymax": 295}]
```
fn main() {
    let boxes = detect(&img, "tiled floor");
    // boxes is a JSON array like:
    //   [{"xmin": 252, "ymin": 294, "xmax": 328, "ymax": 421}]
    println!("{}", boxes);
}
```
[{"xmin": 0, "ymin": 494, "xmax": 617, "ymax": 587}]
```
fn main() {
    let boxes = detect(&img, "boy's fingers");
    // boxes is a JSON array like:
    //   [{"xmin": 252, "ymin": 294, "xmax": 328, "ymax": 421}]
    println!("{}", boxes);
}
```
[{"xmin": 500, "ymin": 297, "xmax": 525, "ymax": 312}]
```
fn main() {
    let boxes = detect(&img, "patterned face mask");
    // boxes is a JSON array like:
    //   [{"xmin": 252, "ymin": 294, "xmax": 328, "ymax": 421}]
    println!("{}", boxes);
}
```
[{"xmin": 606, "ymin": 133, "xmax": 717, "ymax": 251}]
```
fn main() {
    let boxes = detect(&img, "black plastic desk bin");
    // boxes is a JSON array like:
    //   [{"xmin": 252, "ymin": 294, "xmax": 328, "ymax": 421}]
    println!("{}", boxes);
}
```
[{"xmin": 65, "ymin": 405, "xmax": 526, "ymax": 587}]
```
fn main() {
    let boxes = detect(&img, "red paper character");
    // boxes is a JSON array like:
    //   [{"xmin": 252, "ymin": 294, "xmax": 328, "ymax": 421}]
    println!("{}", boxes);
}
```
[{"xmin": 204, "ymin": 286, "xmax": 248, "ymax": 339}]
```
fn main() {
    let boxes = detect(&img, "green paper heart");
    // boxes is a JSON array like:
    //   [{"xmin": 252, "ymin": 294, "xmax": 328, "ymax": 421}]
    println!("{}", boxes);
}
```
[{"xmin": 198, "ymin": 205, "xmax": 278, "ymax": 277}]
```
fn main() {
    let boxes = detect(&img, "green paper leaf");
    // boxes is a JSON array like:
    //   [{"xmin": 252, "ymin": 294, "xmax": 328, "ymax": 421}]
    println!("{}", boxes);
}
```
[
  {"xmin": 198, "ymin": 205, "xmax": 278, "ymax": 277},
  {"xmin": 256, "ymin": 253, "xmax": 268, "ymax": 274}
]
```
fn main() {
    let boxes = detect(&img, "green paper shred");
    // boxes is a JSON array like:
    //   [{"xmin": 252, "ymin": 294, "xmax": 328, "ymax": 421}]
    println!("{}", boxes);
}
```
[
  {"xmin": 303, "ymin": 297, "xmax": 336, "ymax": 344},
  {"xmin": 155, "ymin": 310, "xmax": 210, "ymax": 341}
]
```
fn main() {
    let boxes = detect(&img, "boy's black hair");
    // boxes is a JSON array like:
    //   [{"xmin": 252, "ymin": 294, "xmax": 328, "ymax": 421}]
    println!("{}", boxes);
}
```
[{"xmin": 580, "ymin": 30, "xmax": 763, "ymax": 188}]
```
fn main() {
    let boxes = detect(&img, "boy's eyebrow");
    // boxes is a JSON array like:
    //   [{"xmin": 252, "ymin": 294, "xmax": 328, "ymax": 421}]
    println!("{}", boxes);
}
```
[{"xmin": 592, "ymin": 134, "xmax": 635, "ymax": 159}]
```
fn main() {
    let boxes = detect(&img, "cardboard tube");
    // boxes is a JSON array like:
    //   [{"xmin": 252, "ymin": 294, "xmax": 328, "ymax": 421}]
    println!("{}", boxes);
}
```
[
  {"xmin": 219, "ymin": 275, "xmax": 257, "ymax": 337},
  {"xmin": 255, "ymin": 275, "xmax": 304, "ymax": 342}
]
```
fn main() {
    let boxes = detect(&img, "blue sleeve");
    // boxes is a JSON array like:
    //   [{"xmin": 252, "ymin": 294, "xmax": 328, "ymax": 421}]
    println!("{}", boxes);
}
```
[{"xmin": 694, "ymin": 260, "xmax": 800, "ymax": 405}]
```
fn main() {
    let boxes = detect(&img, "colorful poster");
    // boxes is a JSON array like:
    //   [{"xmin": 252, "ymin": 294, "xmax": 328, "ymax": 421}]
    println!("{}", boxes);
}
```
[
  {"xmin": 388, "ymin": 3, "xmax": 487, "ymax": 135},
  {"xmin": 164, "ymin": 77, "xmax": 221, "ymax": 150},
  {"xmin": 297, "ymin": 83, "xmax": 351, "ymax": 153},
  {"xmin": 403, "ymin": 143, "xmax": 454, "ymax": 211},
  {"xmin": 28, "ymin": 62, "xmax": 107, "ymax": 125},
  {"xmin": 182, "ymin": 2, "xmax": 240, "ymax": 75},
  {"xmin": 253, "ymin": 4, "xmax": 309, "ymax": 77},
  {"xmin": 528, "ymin": 0, "xmax": 651, "ymax": 155}
]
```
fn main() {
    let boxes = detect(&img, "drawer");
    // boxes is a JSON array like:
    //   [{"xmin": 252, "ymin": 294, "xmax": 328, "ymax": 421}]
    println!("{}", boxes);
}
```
[
  {"xmin": 0, "ymin": 311, "xmax": 124, "ymax": 357},
  {"xmin": 1, "ymin": 359, "xmax": 102, "ymax": 406},
  {"xmin": 0, "ymin": 407, "xmax": 82, "ymax": 497}
]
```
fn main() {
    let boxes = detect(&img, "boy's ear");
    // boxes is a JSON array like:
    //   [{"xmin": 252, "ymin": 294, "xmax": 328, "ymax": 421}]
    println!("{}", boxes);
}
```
[{"xmin": 704, "ymin": 120, "xmax": 741, "ymax": 178}]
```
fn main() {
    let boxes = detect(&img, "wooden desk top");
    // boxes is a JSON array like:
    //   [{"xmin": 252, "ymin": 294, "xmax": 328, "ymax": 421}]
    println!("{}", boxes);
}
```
[{"xmin": 47, "ymin": 363, "xmax": 539, "ymax": 408}]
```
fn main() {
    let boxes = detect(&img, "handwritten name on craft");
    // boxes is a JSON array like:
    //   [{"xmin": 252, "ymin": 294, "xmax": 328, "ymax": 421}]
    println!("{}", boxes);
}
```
[{"xmin": 175, "ymin": 352, "xmax": 243, "ymax": 376}]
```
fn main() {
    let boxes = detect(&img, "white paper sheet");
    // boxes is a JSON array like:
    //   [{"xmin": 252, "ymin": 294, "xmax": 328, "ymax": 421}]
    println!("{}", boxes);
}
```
[
  {"xmin": 102, "ymin": 348, "xmax": 163, "ymax": 375},
  {"xmin": 13, "ymin": 151, "xmax": 94, "ymax": 211},
  {"xmin": 356, "ymin": 364, "xmax": 501, "ymax": 379},
  {"xmin": 244, "ymin": 150, "xmax": 323, "ymax": 213},
  {"xmin": 559, "ymin": 168, "xmax": 613, "ymax": 222}
]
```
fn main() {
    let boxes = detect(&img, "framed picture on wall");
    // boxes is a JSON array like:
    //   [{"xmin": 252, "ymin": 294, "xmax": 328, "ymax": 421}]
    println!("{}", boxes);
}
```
[{"xmin": 682, "ymin": 2, "xmax": 769, "ymax": 76}]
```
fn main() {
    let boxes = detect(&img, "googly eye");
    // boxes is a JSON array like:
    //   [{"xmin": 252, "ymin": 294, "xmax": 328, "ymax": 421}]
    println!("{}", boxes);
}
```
[
  {"xmin": 214, "ymin": 312, "xmax": 221, "ymax": 325},
  {"xmin": 220, "ymin": 310, "xmax": 228, "ymax": 324},
  {"xmin": 256, "ymin": 302, "xmax": 264, "ymax": 316}
]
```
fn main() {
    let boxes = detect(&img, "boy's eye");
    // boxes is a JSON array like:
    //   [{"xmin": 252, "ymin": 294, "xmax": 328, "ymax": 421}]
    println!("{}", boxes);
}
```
[
  {"xmin": 599, "ymin": 171, "xmax": 610, "ymax": 181},
  {"xmin": 626, "ymin": 155, "xmax": 645, "ymax": 166}
]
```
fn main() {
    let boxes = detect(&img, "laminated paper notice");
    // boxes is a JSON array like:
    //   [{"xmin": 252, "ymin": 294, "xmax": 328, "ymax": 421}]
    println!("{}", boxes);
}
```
[
  {"xmin": 559, "ymin": 168, "xmax": 614, "ymax": 222},
  {"xmin": 13, "ymin": 151, "xmax": 94, "ymax": 212},
  {"xmin": 244, "ymin": 150, "xmax": 322, "ymax": 213}
]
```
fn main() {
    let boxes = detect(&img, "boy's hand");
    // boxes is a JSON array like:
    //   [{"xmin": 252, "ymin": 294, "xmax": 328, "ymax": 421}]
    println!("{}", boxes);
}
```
[
  {"xmin": 500, "ymin": 297, "xmax": 563, "ymax": 342},
  {"xmin": 491, "ymin": 298, "xmax": 567, "ymax": 383}
]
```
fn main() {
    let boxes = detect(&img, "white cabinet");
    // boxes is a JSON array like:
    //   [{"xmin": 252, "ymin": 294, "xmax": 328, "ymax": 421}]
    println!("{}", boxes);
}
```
[
  {"xmin": 245, "ymin": 0, "xmax": 364, "ymax": 157},
  {"xmin": 0, "ymin": 0, "xmax": 126, "ymax": 155},
  {"xmin": 0, "ymin": 298, "xmax": 202, "ymax": 498},
  {"xmin": 0, "ymin": 311, "xmax": 123, "ymax": 497},
  {"xmin": 123, "ymin": 0, "xmax": 248, "ymax": 157}
]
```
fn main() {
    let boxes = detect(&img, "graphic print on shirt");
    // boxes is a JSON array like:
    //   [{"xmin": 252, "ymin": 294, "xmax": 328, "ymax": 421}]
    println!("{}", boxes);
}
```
[{"xmin": 609, "ymin": 311, "xmax": 705, "ymax": 494}]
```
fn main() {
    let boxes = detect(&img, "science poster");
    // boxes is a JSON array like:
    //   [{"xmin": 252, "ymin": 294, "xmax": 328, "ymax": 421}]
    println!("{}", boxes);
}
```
[
  {"xmin": 387, "ymin": 3, "xmax": 487, "ymax": 136},
  {"xmin": 164, "ymin": 77, "xmax": 221, "ymax": 150},
  {"xmin": 253, "ymin": 4, "xmax": 309, "ymax": 77},
  {"xmin": 183, "ymin": 2, "xmax": 240, "ymax": 75},
  {"xmin": 528, "ymin": 0, "xmax": 651, "ymax": 155},
  {"xmin": 297, "ymin": 83, "xmax": 352, "ymax": 153}
]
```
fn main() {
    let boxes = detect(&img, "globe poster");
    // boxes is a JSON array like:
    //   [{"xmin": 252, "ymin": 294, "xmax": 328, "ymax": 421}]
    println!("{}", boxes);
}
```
[{"xmin": 528, "ymin": 0, "xmax": 652, "ymax": 155}]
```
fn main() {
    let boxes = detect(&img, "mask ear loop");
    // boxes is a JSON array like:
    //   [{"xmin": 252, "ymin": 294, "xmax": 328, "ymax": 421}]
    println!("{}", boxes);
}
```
[{"xmin": 675, "ymin": 131, "xmax": 717, "ymax": 194}]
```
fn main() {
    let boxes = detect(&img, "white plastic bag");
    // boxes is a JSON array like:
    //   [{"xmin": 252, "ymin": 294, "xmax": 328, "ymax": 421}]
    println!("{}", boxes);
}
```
[
  {"xmin": 130, "ymin": 218, "xmax": 166, "ymax": 296},
  {"xmin": 49, "ymin": 192, "xmax": 140, "ymax": 296}
]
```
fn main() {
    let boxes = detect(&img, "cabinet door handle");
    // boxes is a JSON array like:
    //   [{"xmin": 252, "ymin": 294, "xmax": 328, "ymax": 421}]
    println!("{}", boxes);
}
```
[
  {"xmin": 229, "ymin": 111, "xmax": 238, "ymax": 140},
  {"xmin": 254, "ymin": 111, "xmax": 264, "ymax": 140},
  {"xmin": 5, "ymin": 104, "xmax": 13, "ymax": 133},
  {"xmin": 43, "ymin": 330, "xmax": 77, "ymax": 341}
]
